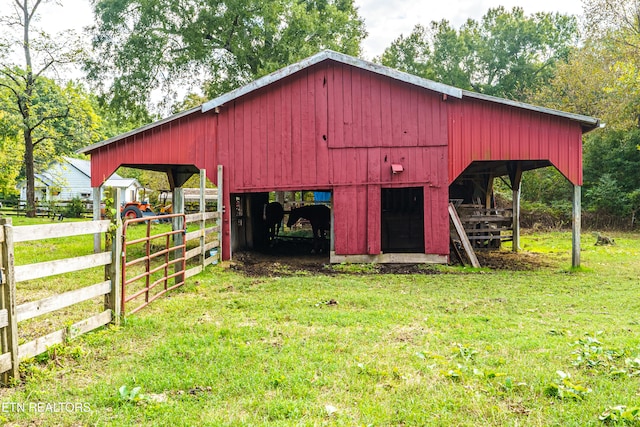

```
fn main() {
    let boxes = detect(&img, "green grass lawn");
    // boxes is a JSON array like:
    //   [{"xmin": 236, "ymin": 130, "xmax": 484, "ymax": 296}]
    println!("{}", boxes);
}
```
[{"xmin": 1, "ymin": 227, "xmax": 639, "ymax": 426}]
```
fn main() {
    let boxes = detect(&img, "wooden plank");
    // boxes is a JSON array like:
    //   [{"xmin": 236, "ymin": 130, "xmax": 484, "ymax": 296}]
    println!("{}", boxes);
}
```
[
  {"xmin": 329, "ymin": 252, "xmax": 447, "ymax": 264},
  {"xmin": 0, "ymin": 226, "xmax": 4, "ymax": 244},
  {"xmin": 93, "ymin": 186, "xmax": 102, "ymax": 253},
  {"xmin": 204, "ymin": 254, "xmax": 218, "ymax": 267},
  {"xmin": 68, "ymin": 310, "xmax": 112, "ymax": 339},
  {"xmin": 203, "ymin": 241, "xmax": 219, "ymax": 252},
  {"xmin": 0, "ymin": 309, "xmax": 7, "ymax": 329},
  {"xmin": 448, "ymin": 203, "xmax": 480, "ymax": 268},
  {"xmin": 572, "ymin": 185, "xmax": 581, "ymax": 268},
  {"xmin": 185, "ymin": 212, "xmax": 203, "ymax": 223},
  {"xmin": 217, "ymin": 165, "xmax": 225, "ymax": 261},
  {"xmin": 185, "ymin": 246, "xmax": 201, "ymax": 261},
  {"xmin": 18, "ymin": 329, "xmax": 65, "ymax": 361},
  {"xmin": 19, "ymin": 310, "xmax": 112, "ymax": 361},
  {"xmin": 185, "ymin": 212, "xmax": 218, "ymax": 223},
  {"xmin": 204, "ymin": 225, "xmax": 219, "ymax": 235},
  {"xmin": 106, "ymin": 190, "xmax": 122, "ymax": 323},
  {"xmin": 16, "ymin": 281, "xmax": 111, "ymax": 323},
  {"xmin": 13, "ymin": 220, "xmax": 111, "ymax": 243},
  {"xmin": 1, "ymin": 219, "xmax": 19, "ymax": 381},
  {"xmin": 185, "ymin": 265, "xmax": 203, "ymax": 279},
  {"xmin": 14, "ymin": 252, "xmax": 111, "ymax": 283},
  {"xmin": 185, "ymin": 229, "xmax": 204, "ymax": 242},
  {"xmin": 200, "ymin": 169, "xmax": 206, "ymax": 273},
  {"xmin": 172, "ymin": 188, "xmax": 185, "ymax": 286},
  {"xmin": 0, "ymin": 352, "xmax": 11, "ymax": 374}
]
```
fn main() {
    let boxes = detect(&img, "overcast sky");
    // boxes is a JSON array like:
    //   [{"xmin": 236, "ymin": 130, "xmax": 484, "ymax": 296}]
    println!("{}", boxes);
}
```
[
  {"xmin": 353, "ymin": 0, "xmax": 585, "ymax": 58},
  {"xmin": 35, "ymin": 0, "xmax": 586, "ymax": 60}
]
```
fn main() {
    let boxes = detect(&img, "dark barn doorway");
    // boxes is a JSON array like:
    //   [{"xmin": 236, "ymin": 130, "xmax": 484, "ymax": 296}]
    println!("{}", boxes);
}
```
[{"xmin": 381, "ymin": 187, "xmax": 425, "ymax": 253}]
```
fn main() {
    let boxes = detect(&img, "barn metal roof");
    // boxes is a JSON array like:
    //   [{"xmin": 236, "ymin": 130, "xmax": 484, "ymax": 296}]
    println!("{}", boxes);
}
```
[
  {"xmin": 201, "ymin": 50, "xmax": 463, "ymax": 113},
  {"xmin": 461, "ymin": 90, "xmax": 599, "ymax": 129},
  {"xmin": 79, "ymin": 50, "xmax": 599, "ymax": 155}
]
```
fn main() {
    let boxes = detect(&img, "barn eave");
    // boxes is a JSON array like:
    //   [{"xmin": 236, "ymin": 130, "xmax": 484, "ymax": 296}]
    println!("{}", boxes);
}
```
[
  {"xmin": 77, "ymin": 106, "xmax": 201, "ymax": 155},
  {"xmin": 461, "ymin": 90, "xmax": 600, "ymax": 132}
]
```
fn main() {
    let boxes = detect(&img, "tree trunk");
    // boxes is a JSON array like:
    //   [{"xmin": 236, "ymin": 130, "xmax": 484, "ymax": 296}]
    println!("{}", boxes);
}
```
[
  {"xmin": 21, "ymin": 0, "xmax": 36, "ymax": 218},
  {"xmin": 24, "ymin": 129, "xmax": 36, "ymax": 218}
]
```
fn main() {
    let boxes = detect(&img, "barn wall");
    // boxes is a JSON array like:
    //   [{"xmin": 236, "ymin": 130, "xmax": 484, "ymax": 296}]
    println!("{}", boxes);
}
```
[
  {"xmin": 448, "ymin": 97, "xmax": 584, "ymax": 185},
  {"xmin": 216, "ymin": 62, "xmax": 451, "ymax": 257},
  {"xmin": 90, "ymin": 112, "xmax": 217, "ymax": 187}
]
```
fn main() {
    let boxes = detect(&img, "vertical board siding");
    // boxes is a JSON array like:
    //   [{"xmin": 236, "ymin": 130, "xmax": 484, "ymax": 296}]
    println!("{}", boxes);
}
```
[
  {"xmin": 448, "ymin": 98, "xmax": 584, "ymax": 185},
  {"xmin": 90, "ymin": 112, "xmax": 216, "ymax": 187}
]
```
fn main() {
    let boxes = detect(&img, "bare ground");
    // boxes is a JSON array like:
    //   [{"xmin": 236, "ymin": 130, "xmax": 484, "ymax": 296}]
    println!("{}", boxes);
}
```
[{"xmin": 228, "ymin": 243, "xmax": 553, "ymax": 277}]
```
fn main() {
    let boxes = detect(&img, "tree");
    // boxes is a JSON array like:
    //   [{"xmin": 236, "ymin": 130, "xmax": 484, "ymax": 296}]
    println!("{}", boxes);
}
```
[
  {"xmin": 0, "ymin": 107, "xmax": 22, "ymax": 197},
  {"xmin": 582, "ymin": 0, "xmax": 640, "ymax": 127},
  {"xmin": 0, "ymin": 0, "xmax": 96, "ymax": 216},
  {"xmin": 379, "ymin": 7, "xmax": 578, "ymax": 102},
  {"xmin": 86, "ymin": 0, "xmax": 366, "ymax": 112}
]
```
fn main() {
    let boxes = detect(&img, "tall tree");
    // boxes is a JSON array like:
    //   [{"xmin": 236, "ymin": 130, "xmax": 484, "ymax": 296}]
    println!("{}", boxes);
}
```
[
  {"xmin": 86, "ymin": 0, "xmax": 366, "ymax": 112},
  {"xmin": 0, "ymin": 0, "xmax": 94, "ymax": 216},
  {"xmin": 379, "ymin": 7, "xmax": 578, "ymax": 102},
  {"xmin": 582, "ymin": 0, "xmax": 640, "ymax": 126}
]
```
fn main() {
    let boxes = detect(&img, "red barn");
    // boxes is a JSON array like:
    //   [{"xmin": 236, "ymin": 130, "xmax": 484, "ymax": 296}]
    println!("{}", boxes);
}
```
[{"xmin": 80, "ymin": 51, "xmax": 599, "ymax": 266}]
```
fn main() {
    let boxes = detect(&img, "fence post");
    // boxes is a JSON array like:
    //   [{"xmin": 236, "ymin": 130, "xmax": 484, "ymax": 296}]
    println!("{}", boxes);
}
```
[
  {"xmin": 105, "ymin": 190, "xmax": 122, "ymax": 324},
  {"xmin": 217, "ymin": 165, "xmax": 223, "ymax": 263},
  {"xmin": 199, "ymin": 169, "xmax": 206, "ymax": 269},
  {"xmin": 0, "ymin": 218, "xmax": 19, "ymax": 383},
  {"xmin": 93, "ymin": 185, "xmax": 102, "ymax": 253},
  {"xmin": 173, "ymin": 187, "xmax": 185, "ymax": 285}
]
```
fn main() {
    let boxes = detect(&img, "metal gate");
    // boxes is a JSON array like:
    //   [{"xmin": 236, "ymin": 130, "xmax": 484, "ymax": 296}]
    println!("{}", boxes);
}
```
[{"xmin": 121, "ymin": 213, "xmax": 187, "ymax": 314}]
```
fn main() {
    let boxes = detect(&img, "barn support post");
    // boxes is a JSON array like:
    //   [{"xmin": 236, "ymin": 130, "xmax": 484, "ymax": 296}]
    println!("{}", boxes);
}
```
[
  {"xmin": 92, "ymin": 185, "xmax": 102, "ymax": 253},
  {"xmin": 0, "ymin": 218, "xmax": 20, "ymax": 383},
  {"xmin": 485, "ymin": 172, "xmax": 494, "ymax": 209},
  {"xmin": 509, "ymin": 163, "xmax": 523, "ymax": 252},
  {"xmin": 105, "ymin": 190, "xmax": 122, "ymax": 324},
  {"xmin": 199, "ymin": 169, "xmax": 206, "ymax": 268},
  {"xmin": 572, "ymin": 185, "xmax": 581, "ymax": 268},
  {"xmin": 217, "ymin": 165, "xmax": 224, "ymax": 262},
  {"xmin": 172, "ymin": 187, "xmax": 185, "ymax": 285}
]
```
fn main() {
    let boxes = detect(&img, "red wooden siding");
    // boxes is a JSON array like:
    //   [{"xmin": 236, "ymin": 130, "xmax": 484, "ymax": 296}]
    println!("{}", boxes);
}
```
[
  {"xmin": 447, "ymin": 97, "xmax": 584, "ymax": 185},
  {"xmin": 217, "ymin": 64, "xmax": 331, "ymax": 192},
  {"xmin": 213, "ymin": 62, "xmax": 451, "ymax": 257},
  {"xmin": 90, "ymin": 111, "xmax": 217, "ymax": 187}
]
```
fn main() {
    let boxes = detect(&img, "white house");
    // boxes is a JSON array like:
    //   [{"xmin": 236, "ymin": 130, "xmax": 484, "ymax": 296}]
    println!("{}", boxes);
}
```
[{"xmin": 18, "ymin": 157, "xmax": 141, "ymax": 203}]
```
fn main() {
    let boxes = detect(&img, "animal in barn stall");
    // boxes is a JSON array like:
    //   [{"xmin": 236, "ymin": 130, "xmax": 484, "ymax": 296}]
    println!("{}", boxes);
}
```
[
  {"xmin": 287, "ymin": 204, "xmax": 331, "ymax": 253},
  {"xmin": 264, "ymin": 202, "xmax": 284, "ymax": 244}
]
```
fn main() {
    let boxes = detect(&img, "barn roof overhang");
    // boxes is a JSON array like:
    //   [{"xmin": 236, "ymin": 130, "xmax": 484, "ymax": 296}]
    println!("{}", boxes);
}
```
[
  {"xmin": 78, "ymin": 106, "xmax": 201, "ymax": 154},
  {"xmin": 461, "ymin": 91, "xmax": 600, "ymax": 133}
]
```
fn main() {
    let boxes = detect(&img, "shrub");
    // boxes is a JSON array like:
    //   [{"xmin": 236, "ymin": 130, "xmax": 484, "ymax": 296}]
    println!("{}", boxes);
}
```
[{"xmin": 64, "ymin": 197, "xmax": 86, "ymax": 218}]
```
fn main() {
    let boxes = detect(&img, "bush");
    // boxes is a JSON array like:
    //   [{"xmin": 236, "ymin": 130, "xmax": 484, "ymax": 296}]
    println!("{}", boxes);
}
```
[{"xmin": 64, "ymin": 197, "xmax": 86, "ymax": 218}]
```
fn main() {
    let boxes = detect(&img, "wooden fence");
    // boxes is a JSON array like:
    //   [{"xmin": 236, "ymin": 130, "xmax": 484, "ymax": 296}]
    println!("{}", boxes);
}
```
[
  {"xmin": 0, "ymin": 219, "xmax": 115, "ymax": 383},
  {"xmin": 0, "ymin": 208, "xmax": 221, "ymax": 384}
]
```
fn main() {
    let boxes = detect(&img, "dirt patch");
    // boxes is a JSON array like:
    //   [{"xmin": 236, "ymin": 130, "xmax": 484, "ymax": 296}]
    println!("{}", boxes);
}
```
[
  {"xmin": 474, "ymin": 249, "xmax": 555, "ymax": 271},
  {"xmin": 228, "ymin": 246, "xmax": 553, "ymax": 276}
]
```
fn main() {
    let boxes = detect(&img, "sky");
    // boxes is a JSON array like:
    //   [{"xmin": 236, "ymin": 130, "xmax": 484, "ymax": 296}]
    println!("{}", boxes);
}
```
[
  {"xmin": 353, "ymin": 0, "xmax": 585, "ymax": 58},
  {"xmin": 33, "ymin": 0, "xmax": 586, "ymax": 61}
]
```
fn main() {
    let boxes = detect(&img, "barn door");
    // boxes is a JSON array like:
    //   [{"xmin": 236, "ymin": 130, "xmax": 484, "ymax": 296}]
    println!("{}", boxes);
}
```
[{"xmin": 381, "ymin": 187, "xmax": 425, "ymax": 253}]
